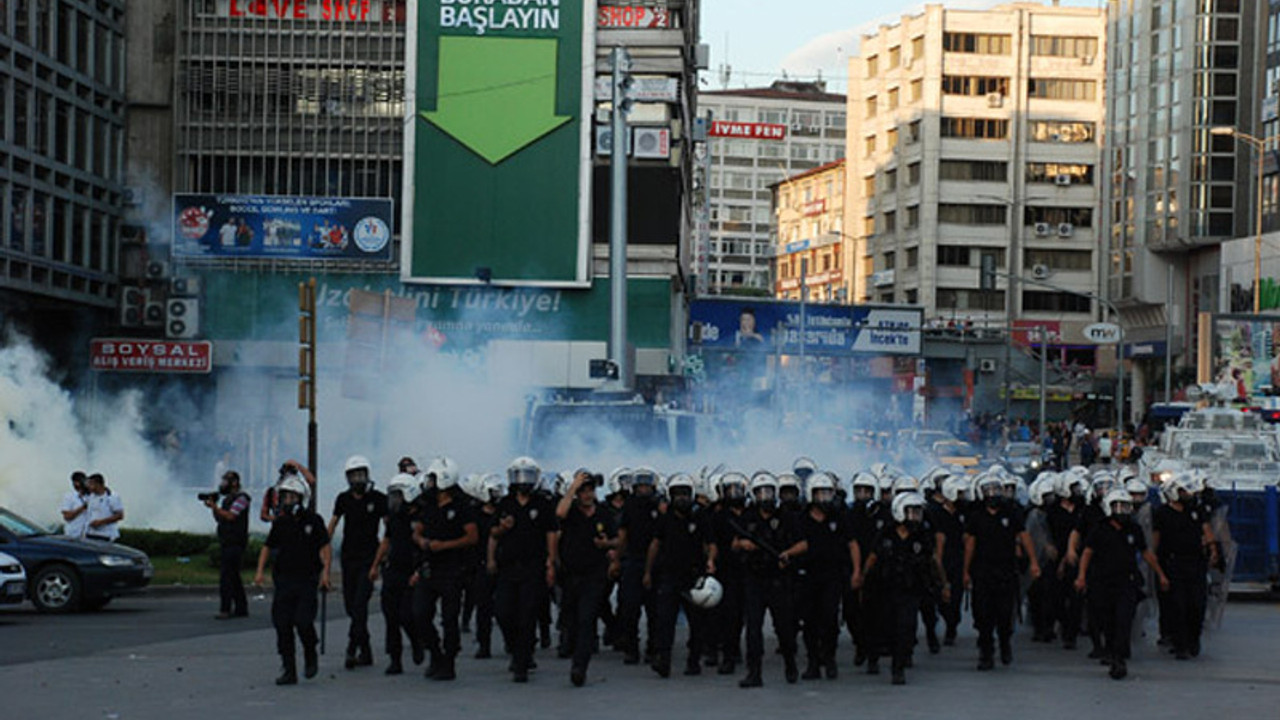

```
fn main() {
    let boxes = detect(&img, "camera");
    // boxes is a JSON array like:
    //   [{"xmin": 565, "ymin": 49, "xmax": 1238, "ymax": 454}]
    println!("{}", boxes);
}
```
[{"xmin": 197, "ymin": 492, "xmax": 220, "ymax": 502}]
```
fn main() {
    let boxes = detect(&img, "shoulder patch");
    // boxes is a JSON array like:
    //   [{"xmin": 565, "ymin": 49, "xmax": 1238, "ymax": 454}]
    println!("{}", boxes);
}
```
[
  {"xmin": 688, "ymin": 522, "xmax": 697, "ymax": 534},
  {"xmin": 529, "ymin": 508, "xmax": 539, "ymax": 521},
  {"xmin": 770, "ymin": 518, "xmax": 779, "ymax": 531},
  {"xmin": 829, "ymin": 521, "xmax": 838, "ymax": 532},
  {"xmin": 366, "ymin": 502, "xmax": 375, "ymax": 514}
]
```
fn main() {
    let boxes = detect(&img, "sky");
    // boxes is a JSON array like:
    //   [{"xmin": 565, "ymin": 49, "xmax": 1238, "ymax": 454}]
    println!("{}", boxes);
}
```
[{"xmin": 700, "ymin": 0, "xmax": 1105, "ymax": 94}]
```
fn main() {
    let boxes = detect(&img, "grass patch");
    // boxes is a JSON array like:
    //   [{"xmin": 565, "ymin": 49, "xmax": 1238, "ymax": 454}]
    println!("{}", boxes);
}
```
[{"xmin": 148, "ymin": 555, "xmax": 254, "ymax": 587}]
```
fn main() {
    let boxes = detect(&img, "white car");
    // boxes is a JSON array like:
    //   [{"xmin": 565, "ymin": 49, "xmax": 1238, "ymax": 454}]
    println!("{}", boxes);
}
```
[{"xmin": 0, "ymin": 550, "xmax": 26, "ymax": 605}]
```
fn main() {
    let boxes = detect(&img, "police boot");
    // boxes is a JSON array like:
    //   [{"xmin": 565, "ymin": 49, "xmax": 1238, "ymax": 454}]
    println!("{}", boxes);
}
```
[
  {"xmin": 738, "ymin": 661, "xmax": 763, "ymax": 688},
  {"xmin": 704, "ymin": 650, "xmax": 720, "ymax": 667},
  {"xmin": 303, "ymin": 644, "xmax": 319, "ymax": 679},
  {"xmin": 357, "ymin": 640, "xmax": 374, "ymax": 667},
  {"xmin": 385, "ymin": 654, "xmax": 404, "ymax": 676},
  {"xmin": 683, "ymin": 654, "xmax": 702, "ymax": 676},
  {"xmin": 866, "ymin": 656, "xmax": 880, "ymax": 675},
  {"xmin": 474, "ymin": 642, "xmax": 492, "ymax": 660},
  {"xmin": 824, "ymin": 655, "xmax": 839, "ymax": 680},
  {"xmin": 425, "ymin": 650, "xmax": 442, "ymax": 679},
  {"xmin": 977, "ymin": 653, "xmax": 994, "ymax": 671},
  {"xmin": 784, "ymin": 654, "xmax": 798, "ymax": 684},
  {"xmin": 623, "ymin": 644, "xmax": 641, "ymax": 665},
  {"xmin": 1000, "ymin": 640, "xmax": 1013, "ymax": 666},
  {"xmin": 891, "ymin": 666, "xmax": 906, "ymax": 686},
  {"xmin": 927, "ymin": 628, "xmax": 941, "ymax": 655},
  {"xmin": 276, "ymin": 656, "xmax": 298, "ymax": 686},
  {"xmin": 1108, "ymin": 658, "xmax": 1127, "ymax": 680},
  {"xmin": 718, "ymin": 654, "xmax": 736, "ymax": 675},
  {"xmin": 344, "ymin": 640, "xmax": 358, "ymax": 670},
  {"xmin": 412, "ymin": 641, "xmax": 426, "ymax": 665},
  {"xmin": 944, "ymin": 628, "xmax": 957, "ymax": 647},
  {"xmin": 433, "ymin": 655, "xmax": 456, "ymax": 681},
  {"xmin": 651, "ymin": 652, "xmax": 671, "ymax": 678}
]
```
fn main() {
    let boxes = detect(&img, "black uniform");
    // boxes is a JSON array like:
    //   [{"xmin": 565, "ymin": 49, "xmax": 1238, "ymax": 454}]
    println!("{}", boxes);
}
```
[
  {"xmin": 965, "ymin": 501, "xmax": 1025, "ymax": 664},
  {"xmin": 798, "ymin": 508, "xmax": 850, "ymax": 676},
  {"xmin": 1153, "ymin": 503, "xmax": 1209, "ymax": 657},
  {"xmin": 414, "ymin": 493, "xmax": 476, "ymax": 675},
  {"xmin": 216, "ymin": 490, "xmax": 251, "ymax": 617},
  {"xmin": 734, "ymin": 505, "xmax": 801, "ymax": 683},
  {"xmin": 846, "ymin": 500, "xmax": 891, "ymax": 664},
  {"xmin": 265, "ymin": 508, "xmax": 330, "ymax": 677},
  {"xmin": 492, "ymin": 494, "xmax": 558, "ymax": 680},
  {"xmin": 928, "ymin": 502, "xmax": 966, "ymax": 642},
  {"xmin": 558, "ymin": 503, "xmax": 617, "ymax": 678},
  {"xmin": 618, "ymin": 493, "xmax": 662, "ymax": 662},
  {"xmin": 380, "ymin": 501, "xmax": 423, "ymax": 668},
  {"xmin": 650, "ymin": 506, "xmax": 713, "ymax": 675},
  {"xmin": 331, "ymin": 488, "xmax": 387, "ymax": 660},
  {"xmin": 711, "ymin": 505, "xmax": 749, "ymax": 672},
  {"xmin": 1074, "ymin": 503, "xmax": 1108, "ymax": 654},
  {"xmin": 866, "ymin": 524, "xmax": 938, "ymax": 680},
  {"xmin": 469, "ymin": 504, "xmax": 499, "ymax": 657},
  {"xmin": 1047, "ymin": 500, "xmax": 1084, "ymax": 646},
  {"xmin": 1084, "ymin": 516, "xmax": 1147, "ymax": 667}
]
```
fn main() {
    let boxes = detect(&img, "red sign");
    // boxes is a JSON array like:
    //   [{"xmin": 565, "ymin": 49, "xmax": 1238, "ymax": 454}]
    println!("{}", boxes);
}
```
[
  {"xmin": 708, "ymin": 121, "xmax": 787, "ymax": 141},
  {"xmin": 597, "ymin": 6, "xmax": 670, "ymax": 28},
  {"xmin": 1011, "ymin": 320, "xmax": 1062, "ymax": 348},
  {"xmin": 224, "ymin": 0, "xmax": 388, "ymax": 22},
  {"xmin": 802, "ymin": 199, "xmax": 827, "ymax": 217},
  {"xmin": 90, "ymin": 339, "xmax": 214, "ymax": 374}
]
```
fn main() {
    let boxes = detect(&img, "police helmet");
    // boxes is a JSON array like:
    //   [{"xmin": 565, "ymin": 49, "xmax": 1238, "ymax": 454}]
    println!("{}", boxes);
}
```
[
  {"xmin": 686, "ymin": 575, "xmax": 724, "ymax": 609},
  {"xmin": 426, "ymin": 456, "xmax": 461, "ymax": 491},
  {"xmin": 891, "ymin": 491, "xmax": 927, "ymax": 524},
  {"xmin": 388, "ymin": 472, "xmax": 424, "ymax": 506},
  {"xmin": 507, "ymin": 456, "xmax": 540, "ymax": 492},
  {"xmin": 1102, "ymin": 488, "xmax": 1133, "ymax": 517}
]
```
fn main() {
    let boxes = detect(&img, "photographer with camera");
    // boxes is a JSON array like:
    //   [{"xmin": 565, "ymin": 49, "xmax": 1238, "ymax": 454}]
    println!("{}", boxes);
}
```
[{"xmin": 205, "ymin": 470, "xmax": 252, "ymax": 619}]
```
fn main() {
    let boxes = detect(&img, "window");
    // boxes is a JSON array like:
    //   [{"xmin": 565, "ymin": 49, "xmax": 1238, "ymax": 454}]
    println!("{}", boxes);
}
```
[
  {"xmin": 884, "ymin": 211, "xmax": 897, "ymax": 233},
  {"xmin": 911, "ymin": 36, "xmax": 925, "ymax": 62},
  {"xmin": 937, "ymin": 288, "xmax": 1006, "ymax": 310},
  {"xmin": 866, "ymin": 96, "xmax": 878, "ymax": 118},
  {"xmin": 1024, "ymin": 206, "xmax": 1094, "ymax": 227},
  {"xmin": 1029, "ymin": 120, "xmax": 1096, "ymax": 142},
  {"xmin": 910, "ymin": 79, "xmax": 923, "ymax": 103},
  {"xmin": 888, "ymin": 87, "xmax": 900, "ymax": 110},
  {"xmin": 1024, "ymin": 249, "xmax": 1093, "ymax": 270},
  {"xmin": 940, "ymin": 117, "xmax": 1008, "ymax": 139},
  {"xmin": 943, "ymin": 32, "xmax": 1011, "ymax": 54},
  {"xmin": 886, "ymin": 127, "xmax": 899, "ymax": 150},
  {"xmin": 938, "ymin": 246, "xmax": 972, "ymax": 266},
  {"xmin": 888, "ymin": 46, "xmax": 901, "ymax": 69},
  {"xmin": 1022, "ymin": 292, "xmax": 1091, "ymax": 313},
  {"xmin": 906, "ymin": 205, "xmax": 920, "ymax": 229},
  {"xmin": 825, "ymin": 112, "xmax": 847, "ymax": 129},
  {"xmin": 906, "ymin": 247, "xmax": 919, "ymax": 268},
  {"xmin": 1027, "ymin": 78, "xmax": 1097, "ymax": 101},
  {"xmin": 866, "ymin": 54, "xmax": 879, "ymax": 77},
  {"xmin": 1029, "ymin": 36, "xmax": 1099, "ymax": 58},
  {"xmin": 885, "ymin": 168, "xmax": 897, "ymax": 190},
  {"xmin": 942, "ymin": 75, "xmax": 1010, "ymax": 96},
  {"xmin": 907, "ymin": 119, "xmax": 921, "ymax": 143},
  {"xmin": 940, "ymin": 160, "xmax": 1008, "ymax": 181},
  {"xmin": 864, "ymin": 135, "xmax": 876, "ymax": 157},
  {"xmin": 1026, "ymin": 163, "xmax": 1094, "ymax": 184},
  {"xmin": 883, "ymin": 251, "xmax": 896, "ymax": 269},
  {"xmin": 864, "ymin": 216, "xmax": 876, "ymax": 235},
  {"xmin": 907, "ymin": 162, "xmax": 921, "ymax": 185},
  {"xmin": 863, "ymin": 175, "xmax": 876, "ymax": 197},
  {"xmin": 938, "ymin": 204, "xmax": 1008, "ymax": 225}
]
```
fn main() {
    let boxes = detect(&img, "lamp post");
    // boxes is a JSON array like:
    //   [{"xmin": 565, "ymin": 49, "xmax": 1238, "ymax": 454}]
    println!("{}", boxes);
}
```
[{"xmin": 1210, "ymin": 127, "xmax": 1271, "ymax": 314}]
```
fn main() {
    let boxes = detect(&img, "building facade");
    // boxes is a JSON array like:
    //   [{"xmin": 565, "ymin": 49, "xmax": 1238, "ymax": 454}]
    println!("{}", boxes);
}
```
[
  {"xmin": 0, "ymin": 0, "xmax": 126, "ymax": 340},
  {"xmin": 848, "ymin": 3, "xmax": 1107, "ymax": 333},
  {"xmin": 700, "ymin": 81, "xmax": 846, "ymax": 293},
  {"xmin": 772, "ymin": 159, "xmax": 846, "ymax": 302}
]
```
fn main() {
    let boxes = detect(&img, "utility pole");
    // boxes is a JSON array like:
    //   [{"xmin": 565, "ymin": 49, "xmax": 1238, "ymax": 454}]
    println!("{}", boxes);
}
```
[
  {"xmin": 1038, "ymin": 324, "xmax": 1047, "ymax": 439},
  {"xmin": 297, "ymin": 278, "xmax": 318, "ymax": 497},
  {"xmin": 1165, "ymin": 263, "xmax": 1173, "ymax": 402},
  {"xmin": 799, "ymin": 257, "xmax": 808, "ymax": 412},
  {"xmin": 609, "ymin": 45, "xmax": 632, "ymax": 390}
]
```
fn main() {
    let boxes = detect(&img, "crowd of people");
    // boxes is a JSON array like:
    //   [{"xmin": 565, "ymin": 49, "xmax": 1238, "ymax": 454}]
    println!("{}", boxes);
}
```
[{"xmin": 235, "ymin": 454, "xmax": 1224, "ymax": 688}]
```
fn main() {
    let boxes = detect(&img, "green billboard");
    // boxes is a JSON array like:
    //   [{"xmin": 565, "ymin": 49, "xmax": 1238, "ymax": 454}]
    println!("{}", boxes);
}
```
[{"xmin": 404, "ymin": 0, "xmax": 595, "ymax": 287}]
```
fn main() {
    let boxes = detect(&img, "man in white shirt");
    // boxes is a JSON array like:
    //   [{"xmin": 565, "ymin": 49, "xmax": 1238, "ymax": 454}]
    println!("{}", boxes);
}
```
[
  {"xmin": 84, "ymin": 473, "xmax": 125, "ymax": 542},
  {"xmin": 59, "ymin": 471, "xmax": 90, "ymax": 539}
]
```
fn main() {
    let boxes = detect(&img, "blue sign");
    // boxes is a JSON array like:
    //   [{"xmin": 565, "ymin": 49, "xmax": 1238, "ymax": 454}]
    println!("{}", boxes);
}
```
[
  {"xmin": 689, "ymin": 299, "xmax": 922, "ymax": 356},
  {"xmin": 173, "ymin": 194, "xmax": 394, "ymax": 261}
]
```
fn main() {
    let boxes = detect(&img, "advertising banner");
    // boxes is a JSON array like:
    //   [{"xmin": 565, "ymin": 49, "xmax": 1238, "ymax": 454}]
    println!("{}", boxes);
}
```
[
  {"xmin": 707, "ymin": 121, "xmax": 787, "ymax": 141},
  {"xmin": 173, "ymin": 194, "xmax": 394, "ymax": 261},
  {"xmin": 403, "ymin": 0, "xmax": 595, "ymax": 286},
  {"xmin": 216, "ymin": 0, "xmax": 399, "ymax": 22},
  {"xmin": 688, "ymin": 299, "xmax": 922, "ymax": 356},
  {"xmin": 90, "ymin": 339, "xmax": 213, "ymax": 374},
  {"xmin": 1212, "ymin": 314, "xmax": 1280, "ymax": 399}
]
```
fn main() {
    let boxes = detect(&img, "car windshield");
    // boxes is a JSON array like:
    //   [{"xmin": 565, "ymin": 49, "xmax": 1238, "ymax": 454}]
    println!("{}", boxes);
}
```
[
  {"xmin": 1004, "ymin": 444, "xmax": 1038, "ymax": 458},
  {"xmin": 936, "ymin": 441, "xmax": 977, "ymax": 456},
  {"xmin": 1186, "ymin": 441, "xmax": 1225, "ymax": 459},
  {"xmin": 1231, "ymin": 442, "xmax": 1271, "ymax": 460},
  {"xmin": 0, "ymin": 508, "xmax": 46, "ymax": 538}
]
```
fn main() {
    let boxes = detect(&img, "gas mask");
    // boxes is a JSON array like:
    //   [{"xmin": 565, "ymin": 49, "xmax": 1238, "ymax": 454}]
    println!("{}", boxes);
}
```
[
  {"xmin": 387, "ymin": 491, "xmax": 405, "ymax": 515},
  {"xmin": 346, "ymin": 469, "xmax": 371, "ymax": 496},
  {"xmin": 670, "ymin": 490, "xmax": 694, "ymax": 515}
]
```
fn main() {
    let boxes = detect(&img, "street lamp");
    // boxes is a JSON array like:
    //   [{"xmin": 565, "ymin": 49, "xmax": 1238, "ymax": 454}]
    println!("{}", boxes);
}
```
[{"xmin": 1211, "ymin": 126, "xmax": 1270, "ymax": 314}]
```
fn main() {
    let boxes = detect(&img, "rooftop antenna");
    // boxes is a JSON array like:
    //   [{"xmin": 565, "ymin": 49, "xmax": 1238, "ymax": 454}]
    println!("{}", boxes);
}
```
[{"xmin": 719, "ymin": 33, "xmax": 732, "ymax": 88}]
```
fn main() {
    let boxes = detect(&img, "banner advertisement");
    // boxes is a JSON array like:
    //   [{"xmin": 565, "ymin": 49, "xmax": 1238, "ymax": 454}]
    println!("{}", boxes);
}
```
[
  {"xmin": 1212, "ymin": 314, "xmax": 1280, "ymax": 399},
  {"xmin": 403, "ymin": 0, "xmax": 595, "ymax": 286},
  {"xmin": 688, "ymin": 299, "xmax": 922, "ymax": 356},
  {"xmin": 173, "ymin": 194, "xmax": 394, "ymax": 261},
  {"xmin": 90, "ymin": 339, "xmax": 214, "ymax": 374}
]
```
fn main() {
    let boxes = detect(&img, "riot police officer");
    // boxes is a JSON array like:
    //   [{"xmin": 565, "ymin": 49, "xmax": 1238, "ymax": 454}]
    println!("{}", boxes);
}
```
[
  {"xmin": 711, "ymin": 472, "xmax": 751, "ymax": 675},
  {"xmin": 413, "ymin": 457, "xmax": 478, "ymax": 681},
  {"xmin": 645, "ymin": 473, "xmax": 715, "ymax": 679},
  {"xmin": 370, "ymin": 473, "xmax": 425, "ymax": 675},
  {"xmin": 617, "ymin": 467, "xmax": 662, "ymax": 665},
  {"xmin": 555, "ymin": 470, "xmax": 619, "ymax": 686},
  {"xmin": 327, "ymin": 455, "xmax": 387, "ymax": 669},
  {"xmin": 964, "ymin": 473, "xmax": 1040, "ymax": 670},
  {"xmin": 797, "ymin": 472, "xmax": 854, "ymax": 680},
  {"xmin": 846, "ymin": 471, "xmax": 890, "ymax": 667},
  {"xmin": 1152, "ymin": 473, "xmax": 1218, "ymax": 660},
  {"xmin": 931, "ymin": 475, "xmax": 969, "ymax": 646}
]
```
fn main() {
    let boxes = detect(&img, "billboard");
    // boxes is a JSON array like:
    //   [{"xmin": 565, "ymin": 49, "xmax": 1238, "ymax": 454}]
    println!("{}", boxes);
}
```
[
  {"xmin": 90, "ymin": 339, "xmax": 213, "ymax": 374},
  {"xmin": 688, "ymin": 299, "xmax": 922, "ymax": 356},
  {"xmin": 403, "ymin": 0, "xmax": 595, "ymax": 286},
  {"xmin": 173, "ymin": 194, "xmax": 394, "ymax": 261},
  {"xmin": 1212, "ymin": 314, "xmax": 1280, "ymax": 399}
]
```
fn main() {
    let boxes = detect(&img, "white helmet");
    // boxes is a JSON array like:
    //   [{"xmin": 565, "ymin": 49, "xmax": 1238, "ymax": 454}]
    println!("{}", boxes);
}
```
[
  {"xmin": 666, "ymin": 472, "xmax": 695, "ymax": 496},
  {"xmin": 686, "ymin": 575, "xmax": 724, "ymax": 609},
  {"xmin": 975, "ymin": 472, "xmax": 1003, "ymax": 500},
  {"xmin": 942, "ymin": 475, "xmax": 970, "ymax": 504},
  {"xmin": 1056, "ymin": 471, "xmax": 1087, "ymax": 500},
  {"xmin": 891, "ymin": 491, "xmax": 927, "ymax": 524},
  {"xmin": 507, "ymin": 456, "xmax": 541, "ymax": 491},
  {"xmin": 1160, "ymin": 472, "xmax": 1194, "ymax": 505},
  {"xmin": 387, "ymin": 472, "xmax": 424, "ymax": 506},
  {"xmin": 426, "ymin": 456, "xmax": 461, "ymax": 491},
  {"xmin": 919, "ymin": 467, "xmax": 952, "ymax": 495},
  {"xmin": 481, "ymin": 472, "xmax": 508, "ymax": 503},
  {"xmin": 694, "ymin": 474, "xmax": 721, "ymax": 504},
  {"xmin": 892, "ymin": 474, "xmax": 921, "ymax": 495},
  {"xmin": 1028, "ymin": 477, "xmax": 1057, "ymax": 507},
  {"xmin": 631, "ymin": 467, "xmax": 660, "ymax": 488},
  {"xmin": 869, "ymin": 462, "xmax": 892, "ymax": 479},
  {"xmin": 608, "ymin": 467, "xmax": 633, "ymax": 494},
  {"xmin": 720, "ymin": 471, "xmax": 750, "ymax": 503},
  {"xmin": 806, "ymin": 471, "xmax": 838, "ymax": 504},
  {"xmin": 777, "ymin": 472, "xmax": 802, "ymax": 497},
  {"xmin": 750, "ymin": 471, "xmax": 779, "ymax": 506},
  {"xmin": 1089, "ymin": 475, "xmax": 1118, "ymax": 504},
  {"xmin": 792, "ymin": 457, "xmax": 819, "ymax": 482},
  {"xmin": 851, "ymin": 471, "xmax": 878, "ymax": 499},
  {"xmin": 277, "ymin": 474, "xmax": 312, "ymax": 510},
  {"xmin": 1125, "ymin": 477, "xmax": 1149, "ymax": 503},
  {"xmin": 1102, "ymin": 488, "xmax": 1134, "ymax": 517},
  {"xmin": 344, "ymin": 454, "xmax": 372, "ymax": 474}
]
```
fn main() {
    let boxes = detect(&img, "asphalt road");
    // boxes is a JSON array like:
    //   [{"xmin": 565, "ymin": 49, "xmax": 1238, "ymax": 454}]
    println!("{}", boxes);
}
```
[{"xmin": 2, "ymin": 592, "xmax": 1278, "ymax": 719}]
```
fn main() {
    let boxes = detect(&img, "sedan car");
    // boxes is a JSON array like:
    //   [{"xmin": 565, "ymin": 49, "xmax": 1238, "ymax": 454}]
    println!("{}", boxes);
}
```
[
  {"xmin": 0, "ymin": 507, "xmax": 152, "ymax": 612},
  {"xmin": 0, "ymin": 551, "xmax": 26, "ymax": 604},
  {"xmin": 931, "ymin": 440, "xmax": 984, "ymax": 469},
  {"xmin": 999, "ymin": 442, "xmax": 1047, "ymax": 480}
]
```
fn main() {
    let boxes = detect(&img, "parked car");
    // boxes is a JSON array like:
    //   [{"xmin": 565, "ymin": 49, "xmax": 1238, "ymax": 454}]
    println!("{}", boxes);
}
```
[
  {"xmin": 999, "ymin": 442, "xmax": 1046, "ymax": 480},
  {"xmin": 930, "ymin": 440, "xmax": 984, "ymax": 469},
  {"xmin": 0, "ymin": 507, "xmax": 152, "ymax": 612},
  {"xmin": 0, "ymin": 551, "xmax": 26, "ymax": 605}
]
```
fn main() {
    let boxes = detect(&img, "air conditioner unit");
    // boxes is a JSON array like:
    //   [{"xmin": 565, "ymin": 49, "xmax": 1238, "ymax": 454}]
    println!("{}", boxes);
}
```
[
  {"xmin": 1058, "ymin": 222, "xmax": 1075, "ymax": 237},
  {"xmin": 170, "ymin": 277, "xmax": 201, "ymax": 298},
  {"xmin": 143, "ymin": 299, "xmax": 165, "ymax": 327},
  {"xmin": 979, "ymin": 358, "xmax": 998, "ymax": 373},
  {"xmin": 1054, "ymin": 174, "xmax": 1072, "ymax": 187},
  {"xmin": 166, "ymin": 298, "xmax": 200, "ymax": 339},
  {"xmin": 632, "ymin": 127, "xmax": 671, "ymax": 160},
  {"xmin": 595, "ymin": 125, "xmax": 632, "ymax": 157},
  {"xmin": 119, "ymin": 287, "xmax": 147, "ymax": 327},
  {"xmin": 1031, "ymin": 263, "xmax": 1051, "ymax": 280},
  {"xmin": 986, "ymin": 93, "xmax": 1004, "ymax": 108},
  {"xmin": 1034, "ymin": 222, "xmax": 1053, "ymax": 236},
  {"xmin": 122, "ymin": 186, "xmax": 142, "ymax": 207},
  {"xmin": 145, "ymin": 260, "xmax": 169, "ymax": 280}
]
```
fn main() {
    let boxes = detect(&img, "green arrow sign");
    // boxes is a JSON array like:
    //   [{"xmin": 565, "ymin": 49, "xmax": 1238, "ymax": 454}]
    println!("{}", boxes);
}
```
[{"xmin": 422, "ymin": 36, "xmax": 571, "ymax": 165}]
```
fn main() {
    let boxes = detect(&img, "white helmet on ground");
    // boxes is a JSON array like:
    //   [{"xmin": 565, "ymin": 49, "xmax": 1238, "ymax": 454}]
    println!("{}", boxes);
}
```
[
  {"xmin": 891, "ymin": 491, "xmax": 927, "ymax": 524},
  {"xmin": 507, "ymin": 456, "xmax": 540, "ymax": 491},
  {"xmin": 1102, "ymin": 488, "xmax": 1134, "ymax": 517},
  {"xmin": 387, "ymin": 472, "xmax": 424, "ymax": 507},
  {"xmin": 426, "ymin": 456, "xmax": 461, "ymax": 491},
  {"xmin": 686, "ymin": 575, "xmax": 724, "ymax": 609}
]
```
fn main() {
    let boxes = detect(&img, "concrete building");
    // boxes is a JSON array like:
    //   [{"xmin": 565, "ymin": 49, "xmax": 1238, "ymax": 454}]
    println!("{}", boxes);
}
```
[
  {"xmin": 1103, "ymin": 0, "xmax": 1266, "ymax": 413},
  {"xmin": 848, "ymin": 3, "xmax": 1107, "ymax": 334},
  {"xmin": 771, "ymin": 159, "xmax": 847, "ymax": 302},
  {"xmin": 0, "ymin": 0, "xmax": 127, "ymax": 351},
  {"xmin": 700, "ymin": 81, "xmax": 846, "ymax": 293}
]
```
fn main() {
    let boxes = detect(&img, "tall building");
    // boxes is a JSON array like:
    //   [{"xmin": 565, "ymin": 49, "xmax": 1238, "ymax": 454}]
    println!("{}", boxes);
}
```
[
  {"xmin": 1103, "ymin": 0, "xmax": 1265, "ymax": 410},
  {"xmin": 772, "ymin": 159, "xmax": 847, "ymax": 302},
  {"xmin": 700, "ymin": 81, "xmax": 846, "ymax": 292},
  {"xmin": 848, "ymin": 3, "xmax": 1107, "ymax": 333},
  {"xmin": 0, "ymin": 1, "xmax": 126, "ymax": 343}
]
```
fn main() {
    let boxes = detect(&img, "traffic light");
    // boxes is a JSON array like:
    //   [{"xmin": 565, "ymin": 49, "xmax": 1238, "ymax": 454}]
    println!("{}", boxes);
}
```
[{"xmin": 980, "ymin": 254, "xmax": 997, "ymax": 291}]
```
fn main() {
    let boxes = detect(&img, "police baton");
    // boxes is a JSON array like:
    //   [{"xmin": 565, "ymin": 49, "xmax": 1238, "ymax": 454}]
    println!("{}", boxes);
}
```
[{"xmin": 319, "ymin": 585, "xmax": 328, "ymax": 655}]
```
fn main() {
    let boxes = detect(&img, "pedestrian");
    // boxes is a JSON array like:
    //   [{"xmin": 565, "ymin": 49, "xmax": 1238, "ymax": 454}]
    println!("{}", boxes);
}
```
[
  {"xmin": 412, "ymin": 457, "xmax": 478, "ymax": 681},
  {"xmin": 206, "ymin": 470, "xmax": 251, "ymax": 619},
  {"xmin": 645, "ymin": 473, "xmax": 714, "ymax": 679},
  {"xmin": 964, "ymin": 473, "xmax": 1041, "ymax": 670},
  {"xmin": 254, "ymin": 473, "xmax": 332, "ymax": 686},
  {"xmin": 59, "ymin": 471, "xmax": 90, "ymax": 539},
  {"xmin": 370, "ymin": 473, "xmax": 425, "ymax": 675},
  {"xmin": 84, "ymin": 473, "xmax": 124, "ymax": 543},
  {"xmin": 326, "ymin": 455, "xmax": 387, "ymax": 670},
  {"xmin": 488, "ymin": 456, "xmax": 558, "ymax": 683},
  {"xmin": 556, "ymin": 470, "xmax": 620, "ymax": 686},
  {"xmin": 1074, "ymin": 488, "xmax": 1170, "ymax": 679},
  {"xmin": 1152, "ymin": 473, "xmax": 1219, "ymax": 660}
]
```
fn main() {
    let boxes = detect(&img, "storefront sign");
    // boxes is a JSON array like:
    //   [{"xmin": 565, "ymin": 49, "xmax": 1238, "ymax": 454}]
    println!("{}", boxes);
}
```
[
  {"xmin": 90, "ymin": 340, "xmax": 213, "ymax": 374},
  {"xmin": 708, "ymin": 121, "xmax": 787, "ymax": 141},
  {"xmin": 597, "ymin": 6, "xmax": 671, "ymax": 29}
]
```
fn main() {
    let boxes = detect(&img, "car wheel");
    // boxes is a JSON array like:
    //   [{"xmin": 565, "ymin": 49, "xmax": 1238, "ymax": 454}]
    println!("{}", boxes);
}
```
[{"xmin": 32, "ymin": 564, "xmax": 81, "ymax": 613}]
